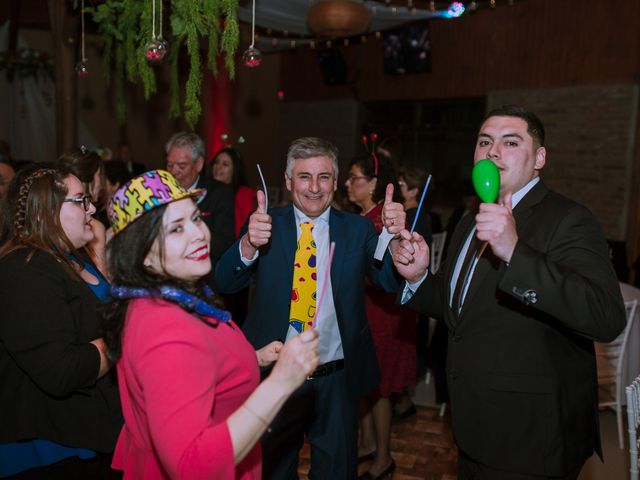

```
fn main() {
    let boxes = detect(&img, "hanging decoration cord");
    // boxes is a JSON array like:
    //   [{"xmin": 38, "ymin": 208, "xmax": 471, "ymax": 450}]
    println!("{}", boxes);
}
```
[
  {"xmin": 80, "ymin": 0, "xmax": 86, "ymax": 62},
  {"xmin": 250, "ymin": 0, "xmax": 256, "ymax": 47},
  {"xmin": 159, "ymin": 0, "xmax": 163, "ymax": 39},
  {"xmin": 150, "ymin": 0, "xmax": 163, "ymax": 39},
  {"xmin": 151, "ymin": 0, "xmax": 156, "ymax": 39}
]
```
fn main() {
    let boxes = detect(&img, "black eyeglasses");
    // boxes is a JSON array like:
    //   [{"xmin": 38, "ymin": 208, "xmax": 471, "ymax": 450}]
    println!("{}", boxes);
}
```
[
  {"xmin": 345, "ymin": 174, "xmax": 370, "ymax": 183},
  {"xmin": 63, "ymin": 195, "xmax": 92, "ymax": 212}
]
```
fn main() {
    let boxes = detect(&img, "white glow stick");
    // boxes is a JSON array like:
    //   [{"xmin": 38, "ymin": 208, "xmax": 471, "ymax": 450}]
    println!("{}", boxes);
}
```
[{"xmin": 256, "ymin": 164, "xmax": 268, "ymax": 211}]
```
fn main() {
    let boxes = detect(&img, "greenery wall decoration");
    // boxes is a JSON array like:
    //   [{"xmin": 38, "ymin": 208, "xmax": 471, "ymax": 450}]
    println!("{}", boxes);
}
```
[{"xmin": 86, "ymin": 0, "xmax": 239, "ymax": 128}]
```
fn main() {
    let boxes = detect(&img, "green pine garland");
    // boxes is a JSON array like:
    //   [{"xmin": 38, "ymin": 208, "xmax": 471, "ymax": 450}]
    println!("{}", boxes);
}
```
[{"xmin": 86, "ymin": 0, "xmax": 238, "ymax": 128}]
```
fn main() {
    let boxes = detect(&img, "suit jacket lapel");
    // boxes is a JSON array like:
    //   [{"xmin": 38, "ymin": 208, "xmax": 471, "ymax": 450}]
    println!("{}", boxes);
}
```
[
  {"xmin": 444, "ymin": 214, "xmax": 475, "ymax": 325},
  {"xmin": 275, "ymin": 204, "xmax": 297, "ymax": 281},
  {"xmin": 511, "ymin": 179, "xmax": 548, "ymax": 226}
]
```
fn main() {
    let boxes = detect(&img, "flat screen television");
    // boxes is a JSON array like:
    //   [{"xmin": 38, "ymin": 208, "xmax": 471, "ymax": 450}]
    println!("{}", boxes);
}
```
[{"xmin": 382, "ymin": 22, "xmax": 431, "ymax": 75}]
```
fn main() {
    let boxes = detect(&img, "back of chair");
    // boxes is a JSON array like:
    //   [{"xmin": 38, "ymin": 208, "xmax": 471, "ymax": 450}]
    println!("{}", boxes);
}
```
[
  {"xmin": 430, "ymin": 232, "xmax": 447, "ymax": 274},
  {"xmin": 626, "ymin": 375, "xmax": 640, "ymax": 480},
  {"xmin": 617, "ymin": 301, "xmax": 639, "ymax": 381}
]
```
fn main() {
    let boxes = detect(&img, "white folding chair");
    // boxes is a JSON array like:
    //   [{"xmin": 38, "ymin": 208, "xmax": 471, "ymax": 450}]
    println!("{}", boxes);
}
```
[
  {"xmin": 625, "ymin": 376, "xmax": 640, "ymax": 480},
  {"xmin": 429, "ymin": 232, "xmax": 447, "ymax": 274},
  {"xmin": 597, "ymin": 299, "xmax": 639, "ymax": 448}
]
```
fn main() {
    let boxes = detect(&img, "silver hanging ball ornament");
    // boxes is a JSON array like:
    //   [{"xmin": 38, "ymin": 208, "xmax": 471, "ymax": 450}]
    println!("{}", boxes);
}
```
[
  {"xmin": 242, "ymin": 46, "xmax": 262, "ymax": 68},
  {"xmin": 145, "ymin": 37, "xmax": 168, "ymax": 64},
  {"xmin": 75, "ymin": 61, "xmax": 89, "ymax": 77}
]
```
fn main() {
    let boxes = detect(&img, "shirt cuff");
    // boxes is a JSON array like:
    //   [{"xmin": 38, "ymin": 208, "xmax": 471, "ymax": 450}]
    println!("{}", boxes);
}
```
[
  {"xmin": 400, "ymin": 271, "xmax": 429, "ymax": 304},
  {"xmin": 239, "ymin": 240, "xmax": 259, "ymax": 266}
]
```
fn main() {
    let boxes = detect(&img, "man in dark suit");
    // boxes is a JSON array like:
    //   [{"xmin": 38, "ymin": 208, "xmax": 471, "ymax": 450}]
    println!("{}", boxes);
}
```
[
  {"xmin": 165, "ymin": 132, "xmax": 235, "ymax": 271},
  {"xmin": 215, "ymin": 137, "xmax": 406, "ymax": 479},
  {"xmin": 393, "ymin": 105, "xmax": 626, "ymax": 479}
]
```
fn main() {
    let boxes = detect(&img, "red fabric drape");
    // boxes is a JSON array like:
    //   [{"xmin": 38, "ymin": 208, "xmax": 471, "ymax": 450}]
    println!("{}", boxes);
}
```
[{"xmin": 203, "ymin": 58, "xmax": 232, "ymax": 163}]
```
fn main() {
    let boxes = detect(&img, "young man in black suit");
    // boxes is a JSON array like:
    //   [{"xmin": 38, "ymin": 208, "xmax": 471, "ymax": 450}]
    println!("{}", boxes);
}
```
[{"xmin": 393, "ymin": 105, "xmax": 626, "ymax": 479}]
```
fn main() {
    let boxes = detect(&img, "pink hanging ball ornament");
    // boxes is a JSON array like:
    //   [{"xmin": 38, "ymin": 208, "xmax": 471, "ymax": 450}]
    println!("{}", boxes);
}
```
[
  {"xmin": 75, "ymin": 61, "xmax": 89, "ymax": 77},
  {"xmin": 145, "ymin": 37, "xmax": 168, "ymax": 64},
  {"xmin": 242, "ymin": 46, "xmax": 262, "ymax": 67}
]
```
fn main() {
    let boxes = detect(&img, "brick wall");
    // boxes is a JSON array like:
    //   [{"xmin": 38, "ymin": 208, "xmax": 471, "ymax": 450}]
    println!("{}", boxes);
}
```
[{"xmin": 488, "ymin": 85, "xmax": 638, "ymax": 241}]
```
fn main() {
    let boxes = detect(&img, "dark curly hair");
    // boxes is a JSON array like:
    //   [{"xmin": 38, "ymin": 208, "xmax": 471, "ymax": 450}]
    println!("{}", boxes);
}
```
[{"xmin": 101, "ymin": 201, "xmax": 225, "ymax": 361}]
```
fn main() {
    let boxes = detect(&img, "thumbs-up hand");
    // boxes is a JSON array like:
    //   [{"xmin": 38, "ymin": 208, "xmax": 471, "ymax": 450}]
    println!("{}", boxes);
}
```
[
  {"xmin": 381, "ymin": 183, "xmax": 406, "ymax": 235},
  {"xmin": 475, "ymin": 191, "xmax": 517, "ymax": 263},
  {"xmin": 241, "ymin": 189, "xmax": 272, "ymax": 258}
]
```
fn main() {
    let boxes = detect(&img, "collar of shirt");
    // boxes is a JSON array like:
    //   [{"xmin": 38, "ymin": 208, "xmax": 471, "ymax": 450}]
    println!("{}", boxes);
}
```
[
  {"xmin": 187, "ymin": 176, "xmax": 200, "ymax": 192},
  {"xmin": 292, "ymin": 205, "xmax": 331, "ymax": 227},
  {"xmin": 510, "ymin": 176, "xmax": 540, "ymax": 208}
]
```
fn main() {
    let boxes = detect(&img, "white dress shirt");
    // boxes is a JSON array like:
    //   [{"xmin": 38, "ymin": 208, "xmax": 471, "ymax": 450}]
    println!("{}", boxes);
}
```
[{"xmin": 240, "ymin": 206, "xmax": 343, "ymax": 364}]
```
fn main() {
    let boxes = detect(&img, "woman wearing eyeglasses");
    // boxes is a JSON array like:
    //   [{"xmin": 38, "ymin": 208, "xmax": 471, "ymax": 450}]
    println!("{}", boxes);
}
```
[
  {"xmin": 59, "ymin": 147, "xmax": 109, "ymax": 277},
  {"xmin": 0, "ymin": 165, "xmax": 122, "ymax": 478},
  {"xmin": 345, "ymin": 153, "xmax": 416, "ymax": 480}
]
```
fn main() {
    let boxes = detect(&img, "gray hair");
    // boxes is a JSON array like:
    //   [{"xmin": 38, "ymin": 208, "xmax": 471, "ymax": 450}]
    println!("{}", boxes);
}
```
[
  {"xmin": 165, "ymin": 132, "xmax": 205, "ymax": 162},
  {"xmin": 286, "ymin": 137, "xmax": 339, "ymax": 177}
]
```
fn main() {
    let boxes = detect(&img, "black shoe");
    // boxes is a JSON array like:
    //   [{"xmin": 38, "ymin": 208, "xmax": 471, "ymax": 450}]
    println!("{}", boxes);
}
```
[
  {"xmin": 358, "ymin": 460, "xmax": 396, "ymax": 480},
  {"xmin": 392, "ymin": 403, "xmax": 417, "ymax": 423},
  {"xmin": 357, "ymin": 449, "xmax": 377, "ymax": 464}
]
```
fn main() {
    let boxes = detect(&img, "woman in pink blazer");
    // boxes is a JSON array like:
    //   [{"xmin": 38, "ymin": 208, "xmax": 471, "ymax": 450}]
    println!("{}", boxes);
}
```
[{"xmin": 102, "ymin": 170, "xmax": 319, "ymax": 479}]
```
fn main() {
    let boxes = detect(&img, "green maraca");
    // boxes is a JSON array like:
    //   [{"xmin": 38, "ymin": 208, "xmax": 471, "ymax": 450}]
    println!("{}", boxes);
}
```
[{"xmin": 472, "ymin": 159, "xmax": 500, "ymax": 203}]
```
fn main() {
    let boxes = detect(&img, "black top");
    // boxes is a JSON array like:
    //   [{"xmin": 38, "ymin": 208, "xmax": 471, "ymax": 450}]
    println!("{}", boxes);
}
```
[
  {"xmin": 195, "ymin": 176, "xmax": 235, "ymax": 266},
  {"xmin": 195, "ymin": 176, "xmax": 235, "ymax": 292},
  {"xmin": 0, "ymin": 249, "xmax": 121, "ymax": 452}
]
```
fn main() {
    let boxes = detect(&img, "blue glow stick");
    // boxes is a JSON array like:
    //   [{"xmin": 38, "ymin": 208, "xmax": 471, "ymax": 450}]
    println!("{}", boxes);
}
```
[
  {"xmin": 410, "ymin": 174, "xmax": 432, "ymax": 233},
  {"xmin": 256, "ymin": 164, "xmax": 268, "ymax": 211}
]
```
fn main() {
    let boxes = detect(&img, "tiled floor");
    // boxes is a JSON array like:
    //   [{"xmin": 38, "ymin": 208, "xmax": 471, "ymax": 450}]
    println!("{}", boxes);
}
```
[
  {"xmin": 298, "ymin": 404, "xmax": 458, "ymax": 479},
  {"xmin": 296, "ymin": 380, "xmax": 630, "ymax": 479}
]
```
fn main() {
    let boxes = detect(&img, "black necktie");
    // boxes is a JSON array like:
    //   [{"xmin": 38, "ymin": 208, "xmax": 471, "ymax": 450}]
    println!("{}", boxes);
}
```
[{"xmin": 451, "ymin": 230, "xmax": 480, "ymax": 315}]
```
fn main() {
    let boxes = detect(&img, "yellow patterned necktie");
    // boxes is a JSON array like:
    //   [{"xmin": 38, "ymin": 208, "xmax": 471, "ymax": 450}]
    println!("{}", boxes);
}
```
[{"xmin": 289, "ymin": 222, "xmax": 317, "ymax": 333}]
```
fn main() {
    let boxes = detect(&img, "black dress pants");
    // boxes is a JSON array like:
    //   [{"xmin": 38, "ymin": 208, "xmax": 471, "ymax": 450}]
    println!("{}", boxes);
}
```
[
  {"xmin": 458, "ymin": 450, "xmax": 582, "ymax": 480},
  {"xmin": 261, "ymin": 369, "xmax": 358, "ymax": 479}
]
